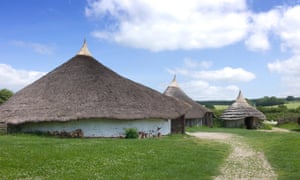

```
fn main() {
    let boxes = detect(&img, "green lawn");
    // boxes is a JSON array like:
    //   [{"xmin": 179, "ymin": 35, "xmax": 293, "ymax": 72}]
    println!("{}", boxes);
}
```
[
  {"xmin": 187, "ymin": 127, "xmax": 300, "ymax": 180},
  {"xmin": 214, "ymin": 105, "xmax": 228, "ymax": 110},
  {"xmin": 0, "ymin": 134, "xmax": 229, "ymax": 180},
  {"xmin": 282, "ymin": 101, "xmax": 300, "ymax": 109}
]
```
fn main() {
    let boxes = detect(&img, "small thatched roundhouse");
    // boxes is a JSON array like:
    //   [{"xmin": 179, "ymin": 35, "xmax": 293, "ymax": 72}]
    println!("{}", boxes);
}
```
[
  {"xmin": 164, "ymin": 76, "xmax": 213, "ymax": 127},
  {"xmin": 0, "ymin": 41, "xmax": 189, "ymax": 137},
  {"xmin": 220, "ymin": 91, "xmax": 266, "ymax": 129}
]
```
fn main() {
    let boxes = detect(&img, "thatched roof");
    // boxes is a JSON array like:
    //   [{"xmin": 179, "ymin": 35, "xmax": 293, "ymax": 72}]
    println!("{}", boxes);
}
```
[
  {"xmin": 163, "ymin": 76, "xmax": 211, "ymax": 119},
  {"xmin": 0, "ymin": 41, "xmax": 190, "ymax": 125},
  {"xmin": 220, "ymin": 91, "xmax": 266, "ymax": 120}
]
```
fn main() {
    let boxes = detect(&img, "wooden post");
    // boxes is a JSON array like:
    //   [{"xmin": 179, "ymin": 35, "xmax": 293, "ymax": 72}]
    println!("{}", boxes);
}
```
[{"xmin": 0, "ymin": 122, "xmax": 7, "ymax": 134}]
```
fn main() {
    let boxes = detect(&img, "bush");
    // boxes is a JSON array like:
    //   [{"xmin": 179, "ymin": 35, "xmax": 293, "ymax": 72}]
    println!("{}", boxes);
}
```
[
  {"xmin": 260, "ymin": 123, "xmax": 272, "ymax": 130},
  {"xmin": 125, "ymin": 128, "xmax": 138, "ymax": 139}
]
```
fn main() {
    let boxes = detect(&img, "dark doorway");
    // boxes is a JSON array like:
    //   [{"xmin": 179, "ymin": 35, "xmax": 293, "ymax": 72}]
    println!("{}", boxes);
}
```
[
  {"xmin": 171, "ymin": 115, "xmax": 185, "ymax": 134},
  {"xmin": 245, "ymin": 117, "xmax": 254, "ymax": 129}
]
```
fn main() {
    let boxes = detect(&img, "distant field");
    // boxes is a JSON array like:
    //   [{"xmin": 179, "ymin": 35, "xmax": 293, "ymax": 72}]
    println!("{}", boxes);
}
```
[
  {"xmin": 282, "ymin": 101, "xmax": 300, "ymax": 109},
  {"xmin": 0, "ymin": 134, "xmax": 229, "ymax": 179},
  {"xmin": 214, "ymin": 105, "xmax": 228, "ymax": 110}
]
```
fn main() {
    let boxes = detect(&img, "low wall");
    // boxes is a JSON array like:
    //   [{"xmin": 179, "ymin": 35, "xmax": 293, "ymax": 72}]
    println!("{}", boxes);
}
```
[{"xmin": 18, "ymin": 119, "xmax": 171, "ymax": 137}]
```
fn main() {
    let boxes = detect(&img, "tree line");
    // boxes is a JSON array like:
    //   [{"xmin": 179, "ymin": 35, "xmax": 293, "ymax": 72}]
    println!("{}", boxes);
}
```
[{"xmin": 199, "ymin": 96, "xmax": 300, "ymax": 107}]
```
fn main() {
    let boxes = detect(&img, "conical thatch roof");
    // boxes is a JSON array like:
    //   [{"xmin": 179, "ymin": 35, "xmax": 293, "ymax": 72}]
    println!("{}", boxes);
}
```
[
  {"xmin": 220, "ymin": 91, "xmax": 266, "ymax": 120},
  {"xmin": 163, "ymin": 76, "xmax": 211, "ymax": 119},
  {"xmin": 0, "ymin": 41, "xmax": 189, "ymax": 125}
]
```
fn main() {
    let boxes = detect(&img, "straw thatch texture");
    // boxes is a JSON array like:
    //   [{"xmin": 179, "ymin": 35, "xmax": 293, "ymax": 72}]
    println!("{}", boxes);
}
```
[
  {"xmin": 0, "ymin": 55, "xmax": 189, "ymax": 125},
  {"xmin": 163, "ymin": 77, "xmax": 212, "ymax": 120},
  {"xmin": 220, "ymin": 91, "xmax": 266, "ymax": 121}
]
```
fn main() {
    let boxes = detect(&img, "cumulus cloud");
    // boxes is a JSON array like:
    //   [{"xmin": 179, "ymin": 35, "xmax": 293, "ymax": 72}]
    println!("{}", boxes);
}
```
[
  {"xmin": 245, "ymin": 32, "xmax": 271, "ymax": 51},
  {"xmin": 268, "ymin": 55, "xmax": 300, "ymax": 75},
  {"xmin": 168, "ymin": 66, "xmax": 255, "ymax": 83},
  {"xmin": 0, "ymin": 64, "xmax": 46, "ymax": 92},
  {"xmin": 179, "ymin": 80, "xmax": 240, "ymax": 100},
  {"xmin": 268, "ymin": 55, "xmax": 300, "ymax": 96},
  {"xmin": 167, "ymin": 58, "xmax": 255, "ymax": 100},
  {"xmin": 267, "ymin": 6, "xmax": 300, "ymax": 96},
  {"xmin": 85, "ymin": 0, "xmax": 300, "ymax": 54},
  {"xmin": 276, "ymin": 5, "xmax": 300, "ymax": 53},
  {"xmin": 10, "ymin": 40, "xmax": 54, "ymax": 55},
  {"xmin": 245, "ymin": 9, "xmax": 280, "ymax": 51},
  {"xmin": 86, "ymin": 0, "xmax": 249, "ymax": 51}
]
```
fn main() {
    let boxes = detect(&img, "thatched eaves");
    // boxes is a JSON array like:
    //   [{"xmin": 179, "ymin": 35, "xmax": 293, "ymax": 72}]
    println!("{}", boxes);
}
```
[
  {"xmin": 220, "ymin": 91, "xmax": 266, "ymax": 120},
  {"xmin": 0, "ymin": 41, "xmax": 190, "ymax": 125},
  {"xmin": 163, "ymin": 76, "xmax": 211, "ymax": 119}
]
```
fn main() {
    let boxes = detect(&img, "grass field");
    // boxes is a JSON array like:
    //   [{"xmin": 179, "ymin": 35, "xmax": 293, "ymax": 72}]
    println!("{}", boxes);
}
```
[
  {"xmin": 214, "ymin": 105, "xmax": 228, "ymax": 110},
  {"xmin": 0, "ymin": 134, "xmax": 229, "ymax": 179},
  {"xmin": 2, "ymin": 127, "xmax": 299, "ymax": 180},
  {"xmin": 278, "ymin": 101, "xmax": 300, "ymax": 109},
  {"xmin": 188, "ymin": 127, "xmax": 300, "ymax": 180}
]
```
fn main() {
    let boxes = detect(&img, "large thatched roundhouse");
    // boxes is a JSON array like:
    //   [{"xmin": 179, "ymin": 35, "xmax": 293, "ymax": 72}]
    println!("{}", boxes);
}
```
[
  {"xmin": 164, "ymin": 76, "xmax": 213, "ymax": 127},
  {"xmin": 0, "ymin": 41, "xmax": 190, "ymax": 137},
  {"xmin": 220, "ymin": 91, "xmax": 266, "ymax": 129}
]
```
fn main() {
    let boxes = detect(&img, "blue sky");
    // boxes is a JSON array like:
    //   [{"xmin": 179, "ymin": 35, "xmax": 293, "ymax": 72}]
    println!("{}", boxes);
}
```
[{"xmin": 1, "ymin": 0, "xmax": 300, "ymax": 100}]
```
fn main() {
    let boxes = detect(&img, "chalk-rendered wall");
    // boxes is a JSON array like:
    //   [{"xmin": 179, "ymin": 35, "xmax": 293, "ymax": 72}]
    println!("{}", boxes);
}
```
[{"xmin": 20, "ymin": 119, "xmax": 171, "ymax": 137}]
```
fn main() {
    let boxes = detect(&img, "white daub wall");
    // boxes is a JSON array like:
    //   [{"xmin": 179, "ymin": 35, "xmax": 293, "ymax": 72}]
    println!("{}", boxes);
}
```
[{"xmin": 20, "ymin": 119, "xmax": 171, "ymax": 137}]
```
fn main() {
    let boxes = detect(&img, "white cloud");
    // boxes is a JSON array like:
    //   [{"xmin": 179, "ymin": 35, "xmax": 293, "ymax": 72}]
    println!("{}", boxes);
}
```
[
  {"xmin": 168, "ymin": 66, "xmax": 255, "ymax": 83},
  {"xmin": 268, "ymin": 55, "xmax": 300, "ymax": 96},
  {"xmin": 179, "ymin": 80, "xmax": 239, "ymax": 100},
  {"xmin": 276, "ymin": 5, "xmax": 300, "ymax": 53},
  {"xmin": 245, "ymin": 32, "xmax": 270, "ymax": 51},
  {"xmin": 268, "ymin": 55, "xmax": 300, "ymax": 75},
  {"xmin": 167, "ymin": 59, "xmax": 255, "ymax": 100},
  {"xmin": 245, "ymin": 9, "xmax": 280, "ymax": 51},
  {"xmin": 86, "ymin": 0, "xmax": 249, "ymax": 51},
  {"xmin": 267, "ymin": 6, "xmax": 300, "ymax": 96},
  {"xmin": 0, "ymin": 64, "xmax": 46, "ymax": 92},
  {"xmin": 245, "ymin": 5, "xmax": 300, "ymax": 53},
  {"xmin": 10, "ymin": 40, "xmax": 54, "ymax": 55}
]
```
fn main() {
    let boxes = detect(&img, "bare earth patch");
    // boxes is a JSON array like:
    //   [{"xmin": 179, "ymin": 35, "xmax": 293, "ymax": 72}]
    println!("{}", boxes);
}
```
[
  {"xmin": 187, "ymin": 132, "xmax": 277, "ymax": 180},
  {"xmin": 258, "ymin": 127, "xmax": 291, "ymax": 133}
]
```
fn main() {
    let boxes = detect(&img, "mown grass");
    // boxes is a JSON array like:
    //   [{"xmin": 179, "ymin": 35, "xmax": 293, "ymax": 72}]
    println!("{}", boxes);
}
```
[
  {"xmin": 187, "ymin": 127, "xmax": 300, "ymax": 180},
  {"xmin": 277, "ymin": 122, "xmax": 300, "ymax": 131},
  {"xmin": 214, "ymin": 105, "xmax": 228, "ymax": 110},
  {"xmin": 0, "ymin": 134, "xmax": 230, "ymax": 180},
  {"xmin": 284, "ymin": 101, "xmax": 300, "ymax": 109}
]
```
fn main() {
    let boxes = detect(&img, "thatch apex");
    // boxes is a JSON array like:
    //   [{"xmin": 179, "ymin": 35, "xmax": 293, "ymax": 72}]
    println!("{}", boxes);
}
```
[
  {"xmin": 232, "ymin": 90, "xmax": 250, "ymax": 108},
  {"xmin": 169, "ymin": 75, "xmax": 179, "ymax": 88},
  {"xmin": 77, "ymin": 39, "xmax": 92, "ymax": 57},
  {"xmin": 164, "ymin": 77, "xmax": 211, "ymax": 119}
]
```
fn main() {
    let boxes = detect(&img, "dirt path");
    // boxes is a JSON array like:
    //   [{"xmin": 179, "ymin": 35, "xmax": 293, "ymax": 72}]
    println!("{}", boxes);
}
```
[
  {"xmin": 259, "ymin": 127, "xmax": 291, "ymax": 133},
  {"xmin": 187, "ymin": 132, "xmax": 277, "ymax": 180}
]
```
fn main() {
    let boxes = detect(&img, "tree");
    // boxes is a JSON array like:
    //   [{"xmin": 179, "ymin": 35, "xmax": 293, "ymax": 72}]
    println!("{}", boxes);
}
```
[
  {"xmin": 286, "ymin": 96, "xmax": 295, "ymax": 101},
  {"xmin": 204, "ymin": 104, "xmax": 215, "ymax": 110},
  {"xmin": 0, "ymin": 89, "xmax": 13, "ymax": 104},
  {"xmin": 255, "ymin": 96, "xmax": 285, "ymax": 106}
]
